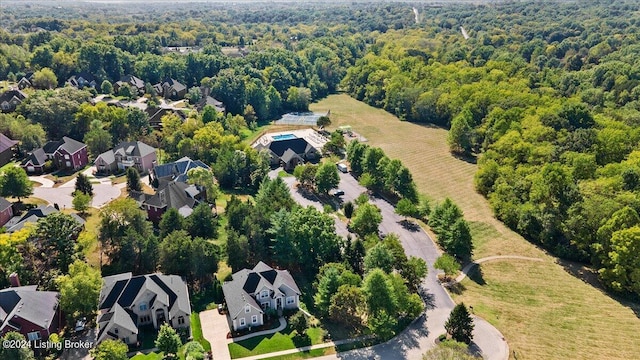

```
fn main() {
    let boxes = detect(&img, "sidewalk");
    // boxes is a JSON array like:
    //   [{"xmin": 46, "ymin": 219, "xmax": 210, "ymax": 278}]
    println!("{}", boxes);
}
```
[
  {"xmin": 228, "ymin": 317, "xmax": 287, "ymax": 343},
  {"xmin": 235, "ymin": 335, "xmax": 374, "ymax": 360}
]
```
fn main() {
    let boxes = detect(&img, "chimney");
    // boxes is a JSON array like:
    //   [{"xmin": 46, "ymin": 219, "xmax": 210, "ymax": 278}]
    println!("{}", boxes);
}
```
[{"xmin": 9, "ymin": 272, "xmax": 20, "ymax": 287}]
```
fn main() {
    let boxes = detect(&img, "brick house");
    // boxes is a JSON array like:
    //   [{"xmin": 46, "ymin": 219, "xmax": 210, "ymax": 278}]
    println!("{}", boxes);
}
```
[
  {"xmin": 0, "ymin": 198, "xmax": 13, "ymax": 229},
  {"xmin": 0, "ymin": 285, "xmax": 62, "ymax": 342}
]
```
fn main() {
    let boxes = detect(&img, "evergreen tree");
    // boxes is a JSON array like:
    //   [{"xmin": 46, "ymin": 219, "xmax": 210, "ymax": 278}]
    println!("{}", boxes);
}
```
[
  {"xmin": 445, "ymin": 303, "xmax": 474, "ymax": 344},
  {"xmin": 125, "ymin": 167, "xmax": 141, "ymax": 192},
  {"xmin": 159, "ymin": 208, "xmax": 184, "ymax": 239},
  {"xmin": 75, "ymin": 173, "xmax": 94, "ymax": 196}
]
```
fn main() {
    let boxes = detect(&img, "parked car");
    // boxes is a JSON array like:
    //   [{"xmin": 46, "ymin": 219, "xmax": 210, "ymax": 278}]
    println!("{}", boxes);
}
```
[
  {"xmin": 336, "ymin": 163, "xmax": 348, "ymax": 173},
  {"xmin": 330, "ymin": 189, "xmax": 345, "ymax": 196},
  {"xmin": 74, "ymin": 317, "xmax": 86, "ymax": 333}
]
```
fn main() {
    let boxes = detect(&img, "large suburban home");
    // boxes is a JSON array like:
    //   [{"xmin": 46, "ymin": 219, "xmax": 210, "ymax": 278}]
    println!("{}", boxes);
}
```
[
  {"xmin": 21, "ymin": 137, "xmax": 88, "ymax": 174},
  {"xmin": 95, "ymin": 141, "xmax": 157, "ymax": 175},
  {"xmin": 0, "ymin": 89, "xmax": 27, "ymax": 113},
  {"xmin": 252, "ymin": 130, "xmax": 328, "ymax": 171},
  {"xmin": 196, "ymin": 96, "xmax": 225, "ymax": 114},
  {"xmin": 0, "ymin": 284, "xmax": 62, "ymax": 342},
  {"xmin": 222, "ymin": 262, "xmax": 301, "ymax": 332},
  {"xmin": 97, "ymin": 272, "xmax": 191, "ymax": 346},
  {"xmin": 150, "ymin": 156, "xmax": 210, "ymax": 188},
  {"xmin": 0, "ymin": 197, "xmax": 14, "ymax": 229},
  {"xmin": 4, "ymin": 205, "xmax": 85, "ymax": 233},
  {"xmin": 153, "ymin": 78, "xmax": 186, "ymax": 100},
  {"xmin": 134, "ymin": 180, "xmax": 204, "ymax": 223},
  {"xmin": 114, "ymin": 75, "xmax": 146, "ymax": 96},
  {"xmin": 0, "ymin": 133, "xmax": 18, "ymax": 167},
  {"xmin": 67, "ymin": 72, "xmax": 97, "ymax": 89},
  {"xmin": 146, "ymin": 107, "xmax": 187, "ymax": 130}
]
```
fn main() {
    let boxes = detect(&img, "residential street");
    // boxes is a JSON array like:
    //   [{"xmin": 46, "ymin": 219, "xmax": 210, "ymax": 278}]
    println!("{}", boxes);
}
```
[{"xmin": 279, "ymin": 170, "xmax": 509, "ymax": 360}]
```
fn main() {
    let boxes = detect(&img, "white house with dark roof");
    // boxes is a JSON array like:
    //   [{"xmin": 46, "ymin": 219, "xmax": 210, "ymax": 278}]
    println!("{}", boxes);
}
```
[
  {"xmin": 222, "ymin": 262, "xmax": 301, "ymax": 331},
  {"xmin": 97, "ymin": 272, "xmax": 191, "ymax": 345}
]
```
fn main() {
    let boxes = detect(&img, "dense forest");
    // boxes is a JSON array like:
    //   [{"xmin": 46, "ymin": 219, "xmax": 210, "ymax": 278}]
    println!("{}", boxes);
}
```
[
  {"xmin": 341, "ymin": 0, "xmax": 640, "ymax": 297},
  {"xmin": 3, "ymin": 0, "xmax": 640, "ymax": 298}
]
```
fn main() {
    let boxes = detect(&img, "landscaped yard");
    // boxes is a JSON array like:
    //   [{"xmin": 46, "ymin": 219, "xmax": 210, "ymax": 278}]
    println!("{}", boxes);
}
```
[
  {"xmin": 310, "ymin": 94, "xmax": 640, "ymax": 360},
  {"xmin": 228, "ymin": 325, "xmax": 325, "ymax": 359},
  {"xmin": 190, "ymin": 313, "xmax": 212, "ymax": 351},
  {"xmin": 129, "ymin": 352, "xmax": 164, "ymax": 360}
]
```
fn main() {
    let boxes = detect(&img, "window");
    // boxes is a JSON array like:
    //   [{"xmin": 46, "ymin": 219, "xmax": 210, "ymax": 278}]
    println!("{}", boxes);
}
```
[
  {"xmin": 64, "ymin": 154, "xmax": 70, "ymax": 159},
  {"xmin": 239, "ymin": 318, "xmax": 246, "ymax": 327},
  {"xmin": 252, "ymin": 315, "xmax": 258, "ymax": 324},
  {"xmin": 286, "ymin": 296, "xmax": 295, "ymax": 305},
  {"xmin": 114, "ymin": 328, "xmax": 119, "ymax": 334},
  {"xmin": 245, "ymin": 305, "xmax": 250, "ymax": 313},
  {"xmin": 139, "ymin": 303, "xmax": 148, "ymax": 311},
  {"xmin": 27, "ymin": 331, "xmax": 41, "ymax": 341},
  {"xmin": 178, "ymin": 316, "xmax": 185, "ymax": 325},
  {"xmin": 261, "ymin": 290, "xmax": 269, "ymax": 298}
]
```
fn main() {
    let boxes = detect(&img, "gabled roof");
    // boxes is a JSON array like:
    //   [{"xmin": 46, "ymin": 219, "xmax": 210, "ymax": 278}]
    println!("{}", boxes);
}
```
[
  {"xmin": 158, "ymin": 78, "xmax": 186, "ymax": 92},
  {"xmin": 97, "ymin": 141, "xmax": 156, "ymax": 164},
  {"xmin": 146, "ymin": 107, "xmax": 187, "ymax": 128},
  {"xmin": 119, "ymin": 75, "xmax": 145, "ymax": 89},
  {"xmin": 143, "ymin": 181, "xmax": 197, "ymax": 215},
  {"xmin": 55, "ymin": 136, "xmax": 86, "ymax": 155},
  {"xmin": 222, "ymin": 262, "xmax": 301, "ymax": 320},
  {"xmin": 4, "ymin": 205, "xmax": 85, "ymax": 233},
  {"xmin": 268, "ymin": 138, "xmax": 313, "ymax": 158},
  {"xmin": 0, "ymin": 133, "xmax": 18, "ymax": 153},
  {"xmin": 0, "ymin": 90, "xmax": 27, "ymax": 103},
  {"xmin": 152, "ymin": 156, "xmax": 210, "ymax": 184},
  {"xmin": 98, "ymin": 272, "xmax": 191, "ymax": 339},
  {"xmin": 21, "ymin": 148, "xmax": 47, "ymax": 167},
  {"xmin": 197, "ymin": 96, "xmax": 225, "ymax": 112},
  {"xmin": 0, "ymin": 286, "xmax": 59, "ymax": 333},
  {"xmin": 280, "ymin": 148, "xmax": 303, "ymax": 164}
]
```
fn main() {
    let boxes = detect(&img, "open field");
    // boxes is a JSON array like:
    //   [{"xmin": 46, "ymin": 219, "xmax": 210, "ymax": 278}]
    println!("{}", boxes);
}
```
[{"xmin": 310, "ymin": 94, "xmax": 640, "ymax": 359}]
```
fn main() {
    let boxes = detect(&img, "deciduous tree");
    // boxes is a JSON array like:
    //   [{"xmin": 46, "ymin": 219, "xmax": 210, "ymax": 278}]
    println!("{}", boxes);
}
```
[
  {"xmin": 155, "ymin": 323, "xmax": 182, "ymax": 357},
  {"xmin": 0, "ymin": 167, "xmax": 33, "ymax": 201},
  {"xmin": 55, "ymin": 260, "xmax": 101, "ymax": 317}
]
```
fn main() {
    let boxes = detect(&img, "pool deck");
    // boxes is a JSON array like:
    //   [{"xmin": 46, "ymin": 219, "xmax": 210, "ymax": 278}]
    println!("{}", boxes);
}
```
[{"xmin": 253, "ymin": 128, "xmax": 329, "ymax": 150}]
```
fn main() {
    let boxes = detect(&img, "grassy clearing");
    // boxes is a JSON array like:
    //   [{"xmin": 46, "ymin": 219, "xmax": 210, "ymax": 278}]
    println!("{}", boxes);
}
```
[
  {"xmin": 228, "ymin": 325, "xmax": 325, "ymax": 359},
  {"xmin": 310, "ymin": 94, "xmax": 640, "ymax": 360},
  {"xmin": 259, "ymin": 348, "xmax": 335, "ymax": 360},
  {"xmin": 129, "ymin": 352, "xmax": 164, "ymax": 360}
]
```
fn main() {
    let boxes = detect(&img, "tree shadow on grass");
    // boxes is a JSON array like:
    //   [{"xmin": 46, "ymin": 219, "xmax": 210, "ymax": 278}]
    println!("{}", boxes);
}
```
[
  {"xmin": 467, "ymin": 265, "xmax": 486, "ymax": 286},
  {"xmin": 557, "ymin": 258, "xmax": 640, "ymax": 319}
]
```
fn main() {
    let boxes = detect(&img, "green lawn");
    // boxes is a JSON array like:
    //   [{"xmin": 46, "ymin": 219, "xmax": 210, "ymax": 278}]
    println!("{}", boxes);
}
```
[
  {"xmin": 259, "ymin": 348, "xmax": 335, "ymax": 360},
  {"xmin": 228, "ymin": 325, "xmax": 325, "ymax": 359},
  {"xmin": 190, "ymin": 313, "xmax": 212, "ymax": 352},
  {"xmin": 129, "ymin": 352, "xmax": 164, "ymax": 360}
]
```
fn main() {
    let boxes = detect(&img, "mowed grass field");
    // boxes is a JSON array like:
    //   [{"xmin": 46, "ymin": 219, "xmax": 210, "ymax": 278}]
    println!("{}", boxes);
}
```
[{"xmin": 310, "ymin": 94, "xmax": 640, "ymax": 360}]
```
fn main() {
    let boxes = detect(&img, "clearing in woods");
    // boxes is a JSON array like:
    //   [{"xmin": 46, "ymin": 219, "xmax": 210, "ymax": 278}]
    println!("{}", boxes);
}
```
[{"xmin": 310, "ymin": 93, "xmax": 640, "ymax": 360}]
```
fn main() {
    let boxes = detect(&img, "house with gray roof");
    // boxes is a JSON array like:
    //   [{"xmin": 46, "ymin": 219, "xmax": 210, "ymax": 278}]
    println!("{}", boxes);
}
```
[
  {"xmin": 114, "ymin": 75, "xmax": 145, "ymax": 96},
  {"xmin": 21, "ymin": 137, "xmax": 88, "ymax": 173},
  {"xmin": 150, "ymin": 156, "xmax": 210, "ymax": 188},
  {"xmin": 0, "ymin": 133, "xmax": 18, "ymax": 167},
  {"xmin": 222, "ymin": 262, "xmax": 301, "ymax": 331},
  {"xmin": 97, "ymin": 272, "xmax": 191, "ymax": 345},
  {"xmin": 0, "ymin": 89, "xmax": 27, "ymax": 113},
  {"xmin": 0, "ymin": 285, "xmax": 61, "ymax": 341},
  {"xmin": 3, "ymin": 205, "xmax": 85, "ymax": 233},
  {"xmin": 254, "ymin": 137, "xmax": 319, "ymax": 171},
  {"xmin": 154, "ymin": 78, "xmax": 186, "ymax": 100},
  {"xmin": 94, "ymin": 141, "xmax": 157, "ymax": 175},
  {"xmin": 137, "ymin": 180, "xmax": 204, "ymax": 223}
]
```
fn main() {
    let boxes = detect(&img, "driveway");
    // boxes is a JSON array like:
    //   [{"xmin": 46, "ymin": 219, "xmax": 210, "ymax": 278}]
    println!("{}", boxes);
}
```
[
  {"xmin": 200, "ymin": 309, "xmax": 231, "ymax": 360},
  {"xmin": 60, "ymin": 327, "xmax": 97, "ymax": 360},
  {"xmin": 281, "ymin": 170, "xmax": 509, "ymax": 360}
]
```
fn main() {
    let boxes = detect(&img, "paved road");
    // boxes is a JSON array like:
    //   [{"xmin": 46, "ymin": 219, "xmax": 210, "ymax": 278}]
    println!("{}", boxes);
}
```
[{"xmin": 280, "ymin": 170, "xmax": 509, "ymax": 360}]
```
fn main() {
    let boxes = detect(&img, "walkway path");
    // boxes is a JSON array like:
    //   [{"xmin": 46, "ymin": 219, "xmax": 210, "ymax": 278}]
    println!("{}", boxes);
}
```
[
  {"xmin": 455, "ymin": 256, "xmax": 544, "ymax": 283},
  {"xmin": 228, "ymin": 317, "xmax": 287, "ymax": 343},
  {"xmin": 28, "ymin": 175, "xmax": 55, "ymax": 188},
  {"xmin": 235, "ymin": 336, "xmax": 374, "ymax": 360}
]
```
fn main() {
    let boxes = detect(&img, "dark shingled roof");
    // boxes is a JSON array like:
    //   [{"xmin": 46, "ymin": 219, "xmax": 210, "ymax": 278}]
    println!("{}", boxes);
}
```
[
  {"xmin": 0, "ymin": 286, "xmax": 59, "ymax": 333},
  {"xmin": 21, "ymin": 148, "xmax": 47, "ymax": 166},
  {"xmin": 0, "ymin": 133, "xmax": 18, "ymax": 153},
  {"xmin": 57, "ymin": 136, "xmax": 86, "ymax": 155},
  {"xmin": 268, "ymin": 138, "xmax": 312, "ymax": 158},
  {"xmin": 4, "ymin": 205, "xmax": 85, "ymax": 233},
  {"xmin": 143, "ymin": 181, "xmax": 198, "ymax": 216},
  {"xmin": 152, "ymin": 156, "xmax": 210, "ymax": 184}
]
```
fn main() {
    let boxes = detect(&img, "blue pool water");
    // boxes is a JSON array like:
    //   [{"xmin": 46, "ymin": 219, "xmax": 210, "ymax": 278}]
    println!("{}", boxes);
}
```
[{"xmin": 273, "ymin": 133, "xmax": 297, "ymax": 141}]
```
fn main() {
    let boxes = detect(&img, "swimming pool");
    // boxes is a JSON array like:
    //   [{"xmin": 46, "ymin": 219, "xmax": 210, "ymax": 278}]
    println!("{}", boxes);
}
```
[{"xmin": 272, "ymin": 133, "xmax": 297, "ymax": 141}]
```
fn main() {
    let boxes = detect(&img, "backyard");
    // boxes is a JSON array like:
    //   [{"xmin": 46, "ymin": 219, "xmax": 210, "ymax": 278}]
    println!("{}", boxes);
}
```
[
  {"xmin": 309, "ymin": 94, "xmax": 640, "ymax": 360},
  {"xmin": 228, "ymin": 325, "xmax": 326, "ymax": 359}
]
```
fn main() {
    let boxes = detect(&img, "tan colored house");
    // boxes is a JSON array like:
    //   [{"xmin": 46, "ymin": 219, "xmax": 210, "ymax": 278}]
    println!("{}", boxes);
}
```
[{"xmin": 95, "ymin": 141, "xmax": 157, "ymax": 175}]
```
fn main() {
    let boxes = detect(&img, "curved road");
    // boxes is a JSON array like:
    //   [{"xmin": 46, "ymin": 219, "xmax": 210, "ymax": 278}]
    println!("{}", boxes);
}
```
[{"xmin": 280, "ymin": 171, "xmax": 509, "ymax": 360}]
